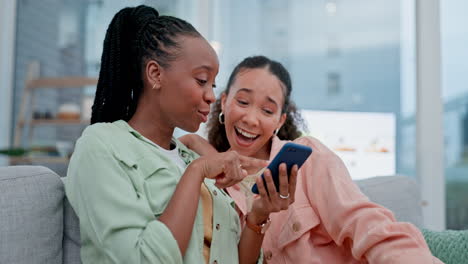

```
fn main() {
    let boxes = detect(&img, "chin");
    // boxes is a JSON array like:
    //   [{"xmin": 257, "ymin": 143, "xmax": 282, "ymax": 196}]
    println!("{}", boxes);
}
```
[
  {"xmin": 182, "ymin": 127, "xmax": 199, "ymax": 133},
  {"xmin": 231, "ymin": 145, "xmax": 253, "ymax": 157},
  {"xmin": 185, "ymin": 124, "xmax": 201, "ymax": 133}
]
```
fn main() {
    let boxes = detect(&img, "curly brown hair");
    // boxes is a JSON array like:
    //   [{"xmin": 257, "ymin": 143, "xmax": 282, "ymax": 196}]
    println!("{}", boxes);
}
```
[{"xmin": 206, "ymin": 55, "xmax": 307, "ymax": 152}]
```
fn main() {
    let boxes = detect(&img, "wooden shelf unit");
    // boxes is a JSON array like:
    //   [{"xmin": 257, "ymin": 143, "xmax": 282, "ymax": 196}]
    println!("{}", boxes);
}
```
[
  {"xmin": 26, "ymin": 77, "xmax": 98, "ymax": 90},
  {"xmin": 12, "ymin": 62, "xmax": 97, "ymax": 165}
]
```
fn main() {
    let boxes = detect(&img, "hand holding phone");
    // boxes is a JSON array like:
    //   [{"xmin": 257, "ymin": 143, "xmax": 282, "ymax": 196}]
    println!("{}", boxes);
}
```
[{"xmin": 251, "ymin": 142, "xmax": 312, "ymax": 194}]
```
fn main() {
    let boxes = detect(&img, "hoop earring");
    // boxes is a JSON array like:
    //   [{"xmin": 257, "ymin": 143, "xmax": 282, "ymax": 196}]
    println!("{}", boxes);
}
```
[
  {"xmin": 152, "ymin": 83, "xmax": 157, "ymax": 90},
  {"xmin": 218, "ymin": 112, "xmax": 225, "ymax": 124},
  {"xmin": 274, "ymin": 128, "xmax": 279, "ymax": 136}
]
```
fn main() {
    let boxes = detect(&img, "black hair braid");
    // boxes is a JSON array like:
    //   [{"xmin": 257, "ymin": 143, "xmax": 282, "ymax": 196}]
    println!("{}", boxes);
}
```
[
  {"xmin": 91, "ymin": 7, "xmax": 132, "ymax": 124},
  {"xmin": 91, "ymin": 5, "xmax": 200, "ymax": 124}
]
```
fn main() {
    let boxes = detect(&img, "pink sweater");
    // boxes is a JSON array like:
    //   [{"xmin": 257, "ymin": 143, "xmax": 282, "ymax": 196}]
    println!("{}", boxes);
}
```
[{"xmin": 227, "ymin": 136, "xmax": 443, "ymax": 264}]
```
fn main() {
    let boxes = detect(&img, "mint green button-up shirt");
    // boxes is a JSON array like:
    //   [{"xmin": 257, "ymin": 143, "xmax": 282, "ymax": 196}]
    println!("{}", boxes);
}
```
[{"xmin": 65, "ymin": 120, "xmax": 241, "ymax": 264}]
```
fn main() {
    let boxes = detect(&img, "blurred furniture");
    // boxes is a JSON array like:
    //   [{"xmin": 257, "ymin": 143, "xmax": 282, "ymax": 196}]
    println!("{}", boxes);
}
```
[
  {"xmin": 12, "ymin": 61, "xmax": 97, "ymax": 165},
  {"xmin": 0, "ymin": 165, "xmax": 464, "ymax": 264},
  {"xmin": 355, "ymin": 175, "xmax": 424, "ymax": 227},
  {"xmin": 422, "ymin": 228, "xmax": 468, "ymax": 263},
  {"xmin": 0, "ymin": 166, "xmax": 80, "ymax": 264}
]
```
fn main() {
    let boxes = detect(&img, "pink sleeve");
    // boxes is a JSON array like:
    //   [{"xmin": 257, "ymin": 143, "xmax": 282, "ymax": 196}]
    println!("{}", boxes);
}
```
[{"xmin": 299, "ymin": 138, "xmax": 443, "ymax": 263}]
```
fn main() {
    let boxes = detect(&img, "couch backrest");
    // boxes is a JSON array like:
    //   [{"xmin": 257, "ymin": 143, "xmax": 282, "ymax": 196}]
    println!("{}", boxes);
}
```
[
  {"xmin": 356, "ymin": 175, "xmax": 424, "ymax": 227},
  {"xmin": 0, "ymin": 166, "xmax": 64, "ymax": 264}
]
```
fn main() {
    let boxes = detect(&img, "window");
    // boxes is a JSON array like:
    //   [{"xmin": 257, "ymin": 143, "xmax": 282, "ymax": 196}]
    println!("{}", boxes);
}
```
[{"xmin": 441, "ymin": 0, "xmax": 468, "ymax": 230}]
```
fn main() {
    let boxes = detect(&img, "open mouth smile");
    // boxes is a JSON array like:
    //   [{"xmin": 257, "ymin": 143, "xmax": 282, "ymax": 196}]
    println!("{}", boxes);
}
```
[{"xmin": 234, "ymin": 126, "xmax": 260, "ymax": 143}]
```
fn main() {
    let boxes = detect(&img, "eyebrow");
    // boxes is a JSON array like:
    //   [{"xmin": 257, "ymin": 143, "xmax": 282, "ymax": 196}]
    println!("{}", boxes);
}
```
[
  {"xmin": 236, "ymin": 88, "xmax": 279, "ymax": 106},
  {"xmin": 195, "ymin": 65, "xmax": 214, "ymax": 71}
]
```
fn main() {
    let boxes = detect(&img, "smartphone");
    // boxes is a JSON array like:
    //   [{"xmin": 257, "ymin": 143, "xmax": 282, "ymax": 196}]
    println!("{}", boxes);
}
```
[{"xmin": 251, "ymin": 142, "xmax": 313, "ymax": 194}]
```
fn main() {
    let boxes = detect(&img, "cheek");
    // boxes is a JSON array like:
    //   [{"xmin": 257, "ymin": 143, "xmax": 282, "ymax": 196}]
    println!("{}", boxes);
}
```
[
  {"xmin": 180, "ymin": 84, "xmax": 202, "ymax": 103},
  {"xmin": 261, "ymin": 117, "xmax": 281, "ymax": 133},
  {"xmin": 260, "ymin": 125, "xmax": 273, "ymax": 136},
  {"xmin": 224, "ymin": 106, "xmax": 242, "ymax": 125}
]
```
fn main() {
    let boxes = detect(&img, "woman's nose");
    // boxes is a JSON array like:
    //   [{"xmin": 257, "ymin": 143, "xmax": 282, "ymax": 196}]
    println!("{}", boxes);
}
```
[
  {"xmin": 204, "ymin": 87, "xmax": 216, "ymax": 104},
  {"xmin": 241, "ymin": 108, "xmax": 259, "ymax": 127}
]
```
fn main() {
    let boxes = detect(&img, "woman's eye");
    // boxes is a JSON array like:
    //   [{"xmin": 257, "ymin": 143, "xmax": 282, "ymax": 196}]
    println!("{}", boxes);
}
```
[
  {"xmin": 196, "ymin": 79, "xmax": 207, "ymax": 85},
  {"xmin": 263, "ymin": 109, "xmax": 274, "ymax": 115},
  {"xmin": 237, "ymin": 99, "xmax": 248, "ymax": 105}
]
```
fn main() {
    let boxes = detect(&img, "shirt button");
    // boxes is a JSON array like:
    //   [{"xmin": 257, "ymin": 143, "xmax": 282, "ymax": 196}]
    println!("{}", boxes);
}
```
[
  {"xmin": 213, "ymin": 190, "xmax": 218, "ymax": 196},
  {"xmin": 213, "ymin": 260, "xmax": 218, "ymax": 264},
  {"xmin": 265, "ymin": 251, "xmax": 273, "ymax": 260},
  {"xmin": 216, "ymin": 223, "xmax": 220, "ymax": 230},
  {"xmin": 292, "ymin": 222, "xmax": 301, "ymax": 232}
]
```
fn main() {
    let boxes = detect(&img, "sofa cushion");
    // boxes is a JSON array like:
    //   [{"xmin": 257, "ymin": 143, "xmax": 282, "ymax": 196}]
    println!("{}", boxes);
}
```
[
  {"xmin": 422, "ymin": 228, "xmax": 468, "ymax": 264},
  {"xmin": 0, "ymin": 166, "xmax": 63, "ymax": 264},
  {"xmin": 356, "ymin": 175, "xmax": 423, "ymax": 227}
]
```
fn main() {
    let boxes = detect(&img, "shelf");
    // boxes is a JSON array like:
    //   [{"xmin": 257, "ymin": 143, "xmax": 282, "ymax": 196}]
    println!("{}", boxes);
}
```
[
  {"xmin": 26, "ymin": 77, "xmax": 98, "ymax": 89},
  {"xmin": 19, "ymin": 119, "xmax": 90, "ymax": 126},
  {"xmin": 9, "ymin": 156, "xmax": 70, "ymax": 164},
  {"xmin": 13, "ymin": 64, "xmax": 96, "ymax": 149}
]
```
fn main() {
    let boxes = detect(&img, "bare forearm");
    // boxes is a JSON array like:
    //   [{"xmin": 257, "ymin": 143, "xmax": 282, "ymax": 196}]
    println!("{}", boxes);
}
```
[
  {"xmin": 158, "ymin": 163, "xmax": 204, "ymax": 256},
  {"xmin": 238, "ymin": 214, "xmax": 266, "ymax": 264},
  {"xmin": 238, "ymin": 230, "xmax": 263, "ymax": 264}
]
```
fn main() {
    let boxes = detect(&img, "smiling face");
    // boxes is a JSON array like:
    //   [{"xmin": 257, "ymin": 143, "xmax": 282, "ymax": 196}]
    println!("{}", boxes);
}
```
[
  {"xmin": 153, "ymin": 36, "xmax": 219, "ymax": 132},
  {"xmin": 221, "ymin": 68, "xmax": 286, "ymax": 159}
]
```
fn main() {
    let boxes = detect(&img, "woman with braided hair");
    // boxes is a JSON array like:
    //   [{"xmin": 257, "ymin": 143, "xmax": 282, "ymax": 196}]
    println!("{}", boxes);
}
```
[{"xmin": 65, "ymin": 6, "xmax": 297, "ymax": 264}]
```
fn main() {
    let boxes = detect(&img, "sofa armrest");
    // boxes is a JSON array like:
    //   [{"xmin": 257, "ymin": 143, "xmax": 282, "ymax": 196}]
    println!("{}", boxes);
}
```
[{"xmin": 422, "ymin": 228, "xmax": 468, "ymax": 264}]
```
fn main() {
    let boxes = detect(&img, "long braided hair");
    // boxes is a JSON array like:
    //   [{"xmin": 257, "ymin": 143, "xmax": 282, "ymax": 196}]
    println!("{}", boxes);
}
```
[
  {"xmin": 91, "ymin": 5, "xmax": 201, "ymax": 124},
  {"xmin": 207, "ymin": 56, "xmax": 307, "ymax": 152}
]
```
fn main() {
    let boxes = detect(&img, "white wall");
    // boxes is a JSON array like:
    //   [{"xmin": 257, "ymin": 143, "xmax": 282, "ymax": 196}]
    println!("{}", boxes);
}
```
[{"xmin": 0, "ymin": 0, "xmax": 17, "ymax": 166}]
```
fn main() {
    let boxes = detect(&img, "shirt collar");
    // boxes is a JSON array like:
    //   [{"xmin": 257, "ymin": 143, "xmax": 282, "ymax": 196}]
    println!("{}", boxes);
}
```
[
  {"xmin": 114, "ymin": 120, "xmax": 195, "ymax": 165},
  {"xmin": 269, "ymin": 136, "xmax": 288, "ymax": 161},
  {"xmin": 114, "ymin": 119, "xmax": 170, "ymax": 147}
]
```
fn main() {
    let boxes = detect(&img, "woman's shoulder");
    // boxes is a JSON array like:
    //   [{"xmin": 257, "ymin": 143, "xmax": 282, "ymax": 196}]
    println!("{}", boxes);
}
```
[
  {"xmin": 288, "ymin": 136, "xmax": 344, "ymax": 166},
  {"xmin": 293, "ymin": 136, "xmax": 335, "ymax": 156},
  {"xmin": 81, "ymin": 120, "xmax": 126, "ymax": 142},
  {"xmin": 75, "ymin": 121, "xmax": 128, "ymax": 152},
  {"xmin": 81, "ymin": 121, "xmax": 121, "ymax": 138}
]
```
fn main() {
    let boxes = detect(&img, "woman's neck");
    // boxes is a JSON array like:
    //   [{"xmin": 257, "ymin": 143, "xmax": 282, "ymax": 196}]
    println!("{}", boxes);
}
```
[
  {"xmin": 252, "ymin": 139, "xmax": 273, "ymax": 160},
  {"xmin": 128, "ymin": 107, "xmax": 174, "ymax": 150}
]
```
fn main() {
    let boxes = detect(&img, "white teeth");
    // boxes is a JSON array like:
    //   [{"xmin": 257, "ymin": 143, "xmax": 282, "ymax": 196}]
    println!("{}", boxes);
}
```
[{"xmin": 235, "ymin": 127, "xmax": 257, "ymax": 139}]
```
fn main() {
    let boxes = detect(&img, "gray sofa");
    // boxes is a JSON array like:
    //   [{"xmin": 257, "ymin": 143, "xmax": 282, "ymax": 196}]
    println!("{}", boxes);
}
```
[
  {"xmin": 0, "ymin": 166, "xmax": 80, "ymax": 264},
  {"xmin": 0, "ymin": 165, "xmax": 424, "ymax": 264}
]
